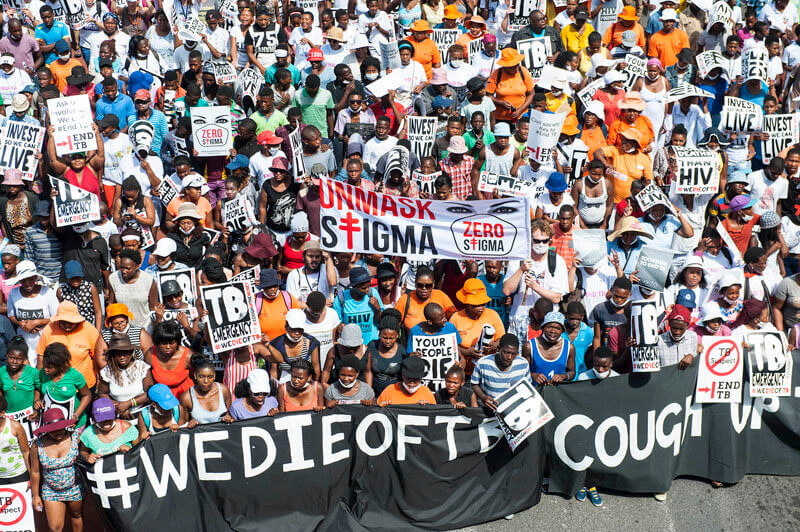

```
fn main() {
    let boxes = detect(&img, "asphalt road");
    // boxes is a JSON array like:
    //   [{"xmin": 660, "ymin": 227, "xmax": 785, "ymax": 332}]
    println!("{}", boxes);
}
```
[{"xmin": 459, "ymin": 475, "xmax": 800, "ymax": 531}]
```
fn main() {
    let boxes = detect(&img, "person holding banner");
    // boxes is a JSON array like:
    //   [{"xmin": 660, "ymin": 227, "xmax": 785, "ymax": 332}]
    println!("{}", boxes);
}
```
[
  {"xmin": 376, "ymin": 356, "xmax": 435, "ymax": 406},
  {"xmin": 181, "ymin": 355, "xmax": 234, "ymax": 426}
]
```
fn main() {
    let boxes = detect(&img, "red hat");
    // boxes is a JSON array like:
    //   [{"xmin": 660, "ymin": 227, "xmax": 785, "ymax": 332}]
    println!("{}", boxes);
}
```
[
  {"xmin": 269, "ymin": 156, "xmax": 290, "ymax": 173},
  {"xmin": 308, "ymin": 48, "xmax": 324, "ymax": 62},
  {"xmin": 257, "ymin": 130, "xmax": 282, "ymax": 146},
  {"xmin": 33, "ymin": 408, "xmax": 77, "ymax": 436},
  {"xmin": 667, "ymin": 304, "xmax": 691, "ymax": 323},
  {"xmin": 134, "ymin": 88, "xmax": 151, "ymax": 101}
]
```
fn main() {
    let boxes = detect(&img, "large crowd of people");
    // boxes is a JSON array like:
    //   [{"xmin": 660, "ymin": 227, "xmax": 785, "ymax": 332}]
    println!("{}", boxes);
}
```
[{"xmin": 0, "ymin": 0, "xmax": 798, "ymax": 528}]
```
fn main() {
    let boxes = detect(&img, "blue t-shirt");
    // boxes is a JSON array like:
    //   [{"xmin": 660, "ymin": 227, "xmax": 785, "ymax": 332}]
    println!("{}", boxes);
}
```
[
  {"xmin": 333, "ymin": 287, "xmax": 382, "ymax": 344},
  {"xmin": 568, "ymin": 325, "xmax": 594, "ymax": 381},
  {"xmin": 478, "ymin": 274, "xmax": 508, "ymax": 328},
  {"xmin": 698, "ymin": 78, "xmax": 727, "ymax": 118},
  {"xmin": 639, "ymin": 214, "xmax": 682, "ymax": 249},
  {"xmin": 406, "ymin": 322, "xmax": 462, "ymax": 353},
  {"xmin": 35, "ymin": 22, "xmax": 69, "ymax": 64}
]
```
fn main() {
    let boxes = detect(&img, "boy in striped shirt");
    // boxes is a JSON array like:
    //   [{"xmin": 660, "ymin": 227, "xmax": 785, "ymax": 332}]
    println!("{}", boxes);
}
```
[{"xmin": 471, "ymin": 333, "xmax": 531, "ymax": 410}]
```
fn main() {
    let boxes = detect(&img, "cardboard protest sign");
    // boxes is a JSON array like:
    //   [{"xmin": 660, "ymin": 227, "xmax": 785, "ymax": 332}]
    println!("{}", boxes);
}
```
[
  {"xmin": 432, "ymin": 29, "xmax": 460, "ymax": 62},
  {"xmin": 412, "ymin": 332, "xmax": 459, "ymax": 391},
  {"xmin": 163, "ymin": 89, "xmax": 177, "ymax": 116},
  {"xmin": 696, "ymin": 50, "xmax": 725, "ymax": 79},
  {"xmin": 468, "ymin": 39, "xmax": 482, "ymax": 64},
  {"xmin": 761, "ymin": 114, "xmax": 800, "ymax": 164},
  {"xmin": 50, "ymin": 95, "xmax": 97, "ymax": 156},
  {"xmin": 379, "ymin": 40, "xmax": 401, "ymax": 71},
  {"xmin": 204, "ymin": 227, "xmax": 221, "ymax": 246},
  {"xmin": 412, "ymin": 170, "xmax": 439, "ymax": 197},
  {"xmin": 0, "ymin": 481, "xmax": 36, "ymax": 531},
  {"xmin": 664, "ymin": 83, "xmax": 715, "ymax": 104},
  {"xmin": 719, "ymin": 96, "xmax": 763, "ymax": 133},
  {"xmin": 157, "ymin": 267, "xmax": 197, "ymax": 305},
  {"xmin": 319, "ymin": 177, "xmax": 531, "ymax": 260},
  {"xmin": 516, "ymin": 38, "xmax": 549, "ymax": 82},
  {"xmin": 695, "ymin": 336, "xmax": 743, "ymax": 403},
  {"xmin": 494, "ymin": 378, "xmax": 554, "ymax": 451},
  {"xmin": 572, "ymin": 229, "xmax": 607, "ymax": 263},
  {"xmin": 634, "ymin": 246, "xmax": 674, "ymax": 292},
  {"xmin": 383, "ymin": 146, "xmax": 410, "ymax": 181},
  {"xmin": 576, "ymin": 78, "xmax": 605, "ymax": 110},
  {"xmin": 622, "ymin": 54, "xmax": 646, "ymax": 91},
  {"xmin": 200, "ymin": 279, "xmax": 261, "ymax": 353},
  {"xmin": 636, "ymin": 183, "xmax": 675, "ymax": 214},
  {"xmin": 221, "ymin": 195, "xmax": 257, "ymax": 232},
  {"xmin": 343, "ymin": 122, "xmax": 375, "ymax": 141},
  {"xmin": 50, "ymin": 176, "xmax": 100, "ymax": 227},
  {"xmin": 289, "ymin": 127, "xmax": 306, "ymax": 182},
  {"xmin": 231, "ymin": 265, "xmax": 258, "ymax": 286},
  {"xmin": 178, "ymin": 15, "xmax": 207, "ymax": 41},
  {"xmin": 742, "ymin": 46, "xmax": 768, "ymax": 81},
  {"xmin": 566, "ymin": 142, "xmax": 589, "ymax": 188},
  {"xmin": 237, "ymin": 67, "xmax": 263, "ymax": 112},
  {"xmin": 407, "ymin": 116, "xmax": 437, "ymax": 160},
  {"xmin": 509, "ymin": 0, "xmax": 543, "ymax": 30},
  {"xmin": 63, "ymin": 0, "xmax": 86, "ymax": 29},
  {"xmin": 156, "ymin": 177, "xmax": 180, "ymax": 207},
  {"xmin": 478, "ymin": 172, "xmax": 543, "ymax": 200},
  {"xmin": 671, "ymin": 146, "xmax": 719, "ymax": 194},
  {"xmin": 630, "ymin": 300, "xmax": 661, "ymax": 372},
  {"xmin": 527, "ymin": 110, "xmax": 567, "ymax": 165},
  {"xmin": 0, "ymin": 120, "xmax": 44, "ymax": 180},
  {"xmin": 708, "ymin": 0, "xmax": 732, "ymax": 30},
  {"xmin": 745, "ymin": 331, "xmax": 793, "ymax": 397},
  {"xmin": 536, "ymin": 65, "xmax": 571, "ymax": 91},
  {"xmin": 191, "ymin": 105, "xmax": 232, "ymax": 157},
  {"xmin": 212, "ymin": 60, "xmax": 237, "ymax": 84}
]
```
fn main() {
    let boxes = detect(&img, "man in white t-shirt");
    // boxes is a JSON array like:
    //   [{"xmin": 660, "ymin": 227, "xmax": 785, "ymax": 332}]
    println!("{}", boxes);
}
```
[
  {"xmin": 249, "ymin": 130, "xmax": 287, "ymax": 188},
  {"xmin": 362, "ymin": 116, "xmax": 397, "ymax": 176},
  {"xmin": 285, "ymin": 239, "xmax": 337, "ymax": 304},
  {"xmin": 98, "ymin": 114, "xmax": 132, "ymax": 190},
  {"xmin": 502, "ymin": 220, "xmax": 569, "ymax": 339},
  {"xmin": 302, "ymin": 290, "xmax": 341, "ymax": 365},
  {"xmin": 749, "ymin": 158, "xmax": 789, "ymax": 215}
]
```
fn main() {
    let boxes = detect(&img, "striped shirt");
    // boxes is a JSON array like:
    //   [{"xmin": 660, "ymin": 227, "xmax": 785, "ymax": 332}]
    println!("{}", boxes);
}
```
[
  {"xmin": 471, "ymin": 355, "xmax": 532, "ymax": 400},
  {"xmin": 23, "ymin": 223, "xmax": 63, "ymax": 283},
  {"xmin": 223, "ymin": 347, "xmax": 257, "ymax": 399},
  {"xmin": 139, "ymin": 108, "xmax": 169, "ymax": 155}
]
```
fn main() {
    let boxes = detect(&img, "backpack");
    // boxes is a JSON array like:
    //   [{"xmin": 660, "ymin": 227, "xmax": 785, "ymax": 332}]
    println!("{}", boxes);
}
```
[{"xmin": 255, "ymin": 290, "xmax": 292, "ymax": 315}]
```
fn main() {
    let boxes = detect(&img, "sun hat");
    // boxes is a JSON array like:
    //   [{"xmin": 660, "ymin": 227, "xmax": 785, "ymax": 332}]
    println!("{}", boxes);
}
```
[
  {"xmin": 607, "ymin": 216, "xmax": 654, "ymax": 241},
  {"xmin": 496, "ymin": 47, "xmax": 524, "ymax": 67},
  {"xmin": 494, "ymin": 122, "xmax": 511, "ymax": 137},
  {"xmin": 1, "ymin": 244, "xmax": 20, "ymax": 258},
  {"xmin": 245, "ymin": 232, "xmax": 279, "ymax": 260},
  {"xmin": 349, "ymin": 266, "xmax": 371, "ymax": 286},
  {"xmin": 542, "ymin": 311, "xmax": 566, "ymax": 328},
  {"xmin": 618, "ymin": 5, "xmax": 638, "ymax": 21},
  {"xmin": 676, "ymin": 288, "xmax": 697, "ymax": 309},
  {"xmin": 546, "ymin": 172, "xmax": 568, "ymax": 192},
  {"xmin": 401, "ymin": 356, "xmax": 427, "ymax": 379},
  {"xmin": 677, "ymin": 255, "xmax": 705, "ymax": 275},
  {"xmin": 562, "ymin": 114, "xmax": 580, "ymax": 135},
  {"xmin": 667, "ymin": 304, "xmax": 691, "ymax": 323},
  {"xmin": 175, "ymin": 202, "xmax": 202, "ymax": 220},
  {"xmin": 105, "ymin": 303, "xmax": 133, "ymax": 326},
  {"xmin": 107, "ymin": 332, "xmax": 136, "ymax": 354},
  {"xmin": 431, "ymin": 67, "xmax": 448, "ymax": 85},
  {"xmin": 727, "ymin": 194, "xmax": 757, "ymax": 212},
  {"xmin": 326, "ymin": 27, "xmax": 346, "ymax": 42},
  {"xmin": 3, "ymin": 260, "xmax": 40, "ymax": 285},
  {"xmin": 583, "ymin": 100, "xmax": 606, "ymax": 122},
  {"xmin": 269, "ymin": 156, "xmax": 290, "ymax": 173},
  {"xmin": 456, "ymin": 278, "xmax": 492, "ymax": 305},
  {"xmin": 588, "ymin": 54, "xmax": 615, "ymax": 77},
  {"xmin": 443, "ymin": 4, "xmax": 461, "ymax": 19},
  {"xmin": 759, "ymin": 210, "xmax": 780, "ymax": 229},
  {"xmin": 247, "ymin": 369, "xmax": 271, "ymax": 394},
  {"xmin": 11, "ymin": 93, "xmax": 30, "ymax": 113},
  {"xmin": 376, "ymin": 262, "xmax": 397, "ymax": 279},
  {"xmin": 603, "ymin": 70, "xmax": 626, "ymax": 85},
  {"xmin": 285, "ymin": 308, "xmax": 306, "ymax": 330},
  {"xmin": 482, "ymin": 33, "xmax": 497, "ymax": 43},
  {"xmin": 153, "ymin": 238, "xmax": 178, "ymax": 257},
  {"xmin": 148, "ymin": 383, "xmax": 179, "ymax": 410},
  {"xmin": 2, "ymin": 169, "xmax": 23, "ymax": 186},
  {"xmin": 620, "ymin": 128, "xmax": 644, "ymax": 146},
  {"xmin": 621, "ymin": 30, "xmax": 637, "ymax": 47},
  {"xmin": 619, "ymin": 91, "xmax": 647, "ymax": 111},
  {"xmin": 717, "ymin": 270, "xmax": 742, "ymax": 289},
  {"xmin": 33, "ymin": 408, "xmax": 77, "ymax": 436},
  {"xmin": 53, "ymin": 301, "xmax": 85, "ymax": 323},
  {"xmin": 259, "ymin": 267, "xmax": 280, "ymax": 289},
  {"xmin": 182, "ymin": 174, "xmax": 205, "ymax": 189},
  {"xmin": 699, "ymin": 302, "xmax": 724, "ymax": 324},
  {"xmin": 551, "ymin": 77, "xmax": 569, "ymax": 91},
  {"xmin": 447, "ymin": 136, "xmax": 468, "ymax": 154},
  {"xmin": 660, "ymin": 8, "xmax": 678, "ymax": 21},
  {"xmin": 302, "ymin": 240, "xmax": 320, "ymax": 252},
  {"xmin": 726, "ymin": 170, "xmax": 748, "ymax": 185},
  {"xmin": 697, "ymin": 127, "xmax": 730, "ymax": 147},
  {"xmin": 409, "ymin": 19, "xmax": 433, "ymax": 32},
  {"xmin": 339, "ymin": 323, "xmax": 364, "ymax": 347},
  {"xmin": 466, "ymin": 15, "xmax": 486, "ymax": 28}
]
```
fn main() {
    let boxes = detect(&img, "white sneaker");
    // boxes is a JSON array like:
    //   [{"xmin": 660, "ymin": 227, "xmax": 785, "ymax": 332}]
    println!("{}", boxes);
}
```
[
  {"xmin": 504, "ymin": 514, "xmax": 515, "ymax": 520},
  {"xmin": 654, "ymin": 492, "xmax": 667, "ymax": 502}
]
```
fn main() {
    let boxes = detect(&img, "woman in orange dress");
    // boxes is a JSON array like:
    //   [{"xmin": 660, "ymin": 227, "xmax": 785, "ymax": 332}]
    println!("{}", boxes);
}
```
[
  {"xmin": 580, "ymin": 101, "xmax": 608, "ymax": 161},
  {"xmin": 486, "ymin": 48, "xmax": 534, "ymax": 124},
  {"xmin": 146, "ymin": 321, "xmax": 193, "ymax": 400}
]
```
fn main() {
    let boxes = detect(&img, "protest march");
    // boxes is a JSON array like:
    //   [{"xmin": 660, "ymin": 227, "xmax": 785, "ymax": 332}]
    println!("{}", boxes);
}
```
[{"xmin": 3, "ymin": 0, "xmax": 800, "ymax": 530}]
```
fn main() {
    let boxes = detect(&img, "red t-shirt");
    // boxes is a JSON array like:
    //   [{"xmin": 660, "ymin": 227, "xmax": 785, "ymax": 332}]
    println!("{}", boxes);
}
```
[{"xmin": 65, "ymin": 167, "xmax": 101, "ymax": 200}]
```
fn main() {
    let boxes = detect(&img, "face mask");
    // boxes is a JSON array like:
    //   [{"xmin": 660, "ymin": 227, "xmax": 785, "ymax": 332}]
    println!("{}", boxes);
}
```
[
  {"xmin": 73, "ymin": 223, "xmax": 91, "ymax": 234},
  {"xmin": 647, "ymin": 72, "xmax": 659, "ymax": 81},
  {"xmin": 268, "ymin": 147, "xmax": 280, "ymax": 155},
  {"xmin": 365, "ymin": 73, "xmax": 379, "ymax": 82},
  {"xmin": 669, "ymin": 331, "xmax": 685, "ymax": 342},
  {"xmin": 740, "ymin": 214, "xmax": 753, "ymax": 222},
  {"xmin": 551, "ymin": 89, "xmax": 563, "ymax": 97},
  {"xmin": 450, "ymin": 59, "xmax": 463, "ymax": 68},
  {"xmin": 179, "ymin": 226, "xmax": 193, "ymax": 235},
  {"xmin": 294, "ymin": 380, "xmax": 310, "ymax": 390},
  {"xmin": 649, "ymin": 211, "xmax": 665, "ymax": 222},
  {"xmin": 640, "ymin": 287, "xmax": 653, "ymax": 297},
  {"xmin": 624, "ymin": 145, "xmax": 636, "ymax": 154},
  {"xmin": 58, "ymin": 53, "xmax": 70, "ymax": 61},
  {"xmin": 532, "ymin": 243, "xmax": 548, "ymax": 254},
  {"xmin": 609, "ymin": 297, "xmax": 629, "ymax": 309},
  {"xmin": 587, "ymin": 174, "xmax": 602, "ymax": 184},
  {"xmin": 595, "ymin": 369, "xmax": 610, "ymax": 379},
  {"xmin": 621, "ymin": 235, "xmax": 638, "ymax": 246},
  {"xmin": 403, "ymin": 381, "xmax": 421, "ymax": 394},
  {"xmin": 339, "ymin": 378, "xmax": 357, "ymax": 389},
  {"xmin": 158, "ymin": 260, "xmax": 173, "ymax": 270},
  {"xmin": 723, "ymin": 296, "xmax": 738, "ymax": 305},
  {"xmin": 707, "ymin": 72, "xmax": 720, "ymax": 80}
]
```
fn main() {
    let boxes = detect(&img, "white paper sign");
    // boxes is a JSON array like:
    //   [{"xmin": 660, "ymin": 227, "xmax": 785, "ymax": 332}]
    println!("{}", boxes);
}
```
[
  {"xmin": 495, "ymin": 378, "xmax": 554, "ymax": 452},
  {"xmin": 671, "ymin": 146, "xmax": 720, "ymax": 194},
  {"xmin": 191, "ymin": 105, "xmax": 232, "ymax": 157},
  {"xmin": 50, "ymin": 95, "xmax": 97, "ymax": 156},
  {"xmin": 526, "ymin": 111, "xmax": 567, "ymax": 165},
  {"xmin": 695, "ymin": 336, "xmax": 744, "ymax": 403}
]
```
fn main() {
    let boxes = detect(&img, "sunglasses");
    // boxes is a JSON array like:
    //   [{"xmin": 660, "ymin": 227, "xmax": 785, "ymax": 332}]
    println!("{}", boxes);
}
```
[
  {"xmin": 350, "ymin": 99, "xmax": 362, "ymax": 104},
  {"xmin": 134, "ymin": 99, "xmax": 149, "ymax": 105},
  {"xmin": 533, "ymin": 238, "xmax": 550, "ymax": 244},
  {"xmin": 252, "ymin": 392, "xmax": 268, "ymax": 397},
  {"xmin": 416, "ymin": 283, "xmax": 433, "ymax": 289}
]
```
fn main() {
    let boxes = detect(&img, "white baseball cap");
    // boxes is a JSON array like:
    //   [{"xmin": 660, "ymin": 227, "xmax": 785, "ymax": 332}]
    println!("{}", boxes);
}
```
[
  {"xmin": 246, "ymin": 369, "xmax": 271, "ymax": 394},
  {"xmin": 153, "ymin": 238, "xmax": 178, "ymax": 257},
  {"xmin": 285, "ymin": 308, "xmax": 306, "ymax": 330}
]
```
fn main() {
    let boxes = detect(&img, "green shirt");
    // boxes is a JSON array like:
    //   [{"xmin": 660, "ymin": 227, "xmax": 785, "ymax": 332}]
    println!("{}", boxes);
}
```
[
  {"xmin": 464, "ymin": 128, "xmax": 495, "ymax": 158},
  {"xmin": 249, "ymin": 109, "xmax": 289, "ymax": 135},
  {"xmin": 40, "ymin": 368, "xmax": 87, "ymax": 428},
  {"xmin": 0, "ymin": 365, "xmax": 40, "ymax": 414},
  {"xmin": 291, "ymin": 88, "xmax": 335, "ymax": 138}
]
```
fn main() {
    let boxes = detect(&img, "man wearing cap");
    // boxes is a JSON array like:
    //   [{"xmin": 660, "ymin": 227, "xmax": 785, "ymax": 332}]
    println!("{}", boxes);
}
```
[
  {"xmin": 301, "ymin": 47, "xmax": 335, "ymax": 87},
  {"xmin": 376, "ymin": 356, "xmax": 436, "ymax": 406},
  {"xmin": 471, "ymin": 122, "xmax": 523, "ymax": 195},
  {"xmin": 720, "ymin": 195, "xmax": 761, "ymax": 256},
  {"xmin": 96, "ymin": 75, "xmax": 136, "ymax": 131},
  {"xmin": 0, "ymin": 53, "xmax": 32, "ymax": 105},
  {"xmin": 37, "ymin": 301, "xmax": 107, "ymax": 388},
  {"xmin": 601, "ymin": 5, "xmax": 645, "ymax": 49},
  {"xmin": 145, "ymin": 237, "xmax": 187, "ymax": 277},
  {"xmin": 285, "ymin": 240, "xmax": 338, "ymax": 303},
  {"xmin": 132, "ymin": 88, "xmax": 168, "ymax": 155},
  {"xmin": 647, "ymin": 8, "xmax": 689, "ymax": 67},
  {"xmin": 560, "ymin": 5, "xmax": 595, "ymax": 53},
  {"xmin": 23, "ymin": 201, "xmax": 63, "ymax": 283},
  {"xmin": 0, "ymin": 19, "xmax": 42, "ymax": 71},
  {"xmin": 511, "ymin": 10, "xmax": 565, "ymax": 58},
  {"xmin": 34, "ymin": 5, "xmax": 70, "ymax": 65},
  {"xmin": 334, "ymin": 266, "xmax": 382, "ymax": 345}
]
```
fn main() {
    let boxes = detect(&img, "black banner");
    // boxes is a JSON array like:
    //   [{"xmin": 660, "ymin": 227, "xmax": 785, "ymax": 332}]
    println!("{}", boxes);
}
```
[
  {"xmin": 542, "ymin": 359, "xmax": 800, "ymax": 495},
  {"xmin": 80, "ymin": 406, "xmax": 544, "ymax": 531}
]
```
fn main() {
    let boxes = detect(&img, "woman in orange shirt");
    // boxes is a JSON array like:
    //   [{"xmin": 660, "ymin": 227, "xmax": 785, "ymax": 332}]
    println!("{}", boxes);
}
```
[
  {"xmin": 606, "ymin": 92, "xmax": 655, "ymax": 150},
  {"xmin": 408, "ymin": 19, "xmax": 441, "ymax": 82},
  {"xmin": 580, "ymin": 101, "xmax": 608, "ymax": 161},
  {"xmin": 592, "ymin": 70, "xmax": 626, "ymax": 127},
  {"xmin": 486, "ymin": 48, "xmax": 534, "ymax": 123},
  {"xmin": 395, "ymin": 267, "xmax": 457, "ymax": 333}
]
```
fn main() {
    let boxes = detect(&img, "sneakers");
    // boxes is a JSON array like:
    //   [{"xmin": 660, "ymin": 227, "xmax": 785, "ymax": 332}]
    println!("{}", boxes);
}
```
[
  {"xmin": 654, "ymin": 492, "xmax": 667, "ymax": 501},
  {"xmin": 575, "ymin": 487, "xmax": 588, "ymax": 502},
  {"xmin": 504, "ymin": 514, "xmax": 515, "ymax": 520},
  {"xmin": 587, "ymin": 487, "xmax": 603, "ymax": 507}
]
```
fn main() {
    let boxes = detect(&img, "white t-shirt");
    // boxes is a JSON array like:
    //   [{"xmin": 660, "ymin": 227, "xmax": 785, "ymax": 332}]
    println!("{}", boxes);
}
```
[
  {"xmin": 289, "ymin": 26, "xmax": 324, "ymax": 65},
  {"xmin": 7, "ymin": 286, "xmax": 59, "ymax": 359},
  {"xmin": 286, "ymin": 264, "xmax": 334, "ymax": 302},
  {"xmin": 207, "ymin": 26, "xmax": 230, "ymax": 56},
  {"xmin": 444, "ymin": 62, "xmax": 479, "ymax": 88},
  {"xmin": 363, "ymin": 136, "xmax": 398, "ymax": 174},
  {"xmin": 783, "ymin": 216, "xmax": 800, "ymax": 253},
  {"xmin": 0, "ymin": 69, "xmax": 31, "ymax": 106},
  {"xmin": 145, "ymin": 26, "xmax": 178, "ymax": 71},
  {"xmin": 321, "ymin": 43, "xmax": 350, "ymax": 70},
  {"xmin": 173, "ymin": 44, "xmax": 212, "ymax": 73},
  {"xmin": 88, "ymin": 30, "xmax": 130, "ymax": 64},
  {"xmin": 534, "ymin": 193, "xmax": 575, "ymax": 220},
  {"xmin": 391, "ymin": 61, "xmax": 427, "ymax": 92},
  {"xmin": 471, "ymin": 50, "xmax": 500, "ymax": 79},
  {"xmin": 507, "ymin": 253, "xmax": 569, "ymax": 338},
  {"xmin": 249, "ymin": 150, "xmax": 287, "ymax": 188},
  {"xmin": 358, "ymin": 11, "xmax": 392, "ymax": 44},
  {"xmin": 102, "ymin": 133, "xmax": 134, "ymax": 187},
  {"xmin": 303, "ymin": 310, "xmax": 341, "ymax": 365},
  {"xmin": 580, "ymin": 261, "xmax": 618, "ymax": 325},
  {"xmin": 749, "ymin": 171, "xmax": 788, "ymax": 214},
  {"xmin": 119, "ymin": 153, "xmax": 164, "ymax": 197}
]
